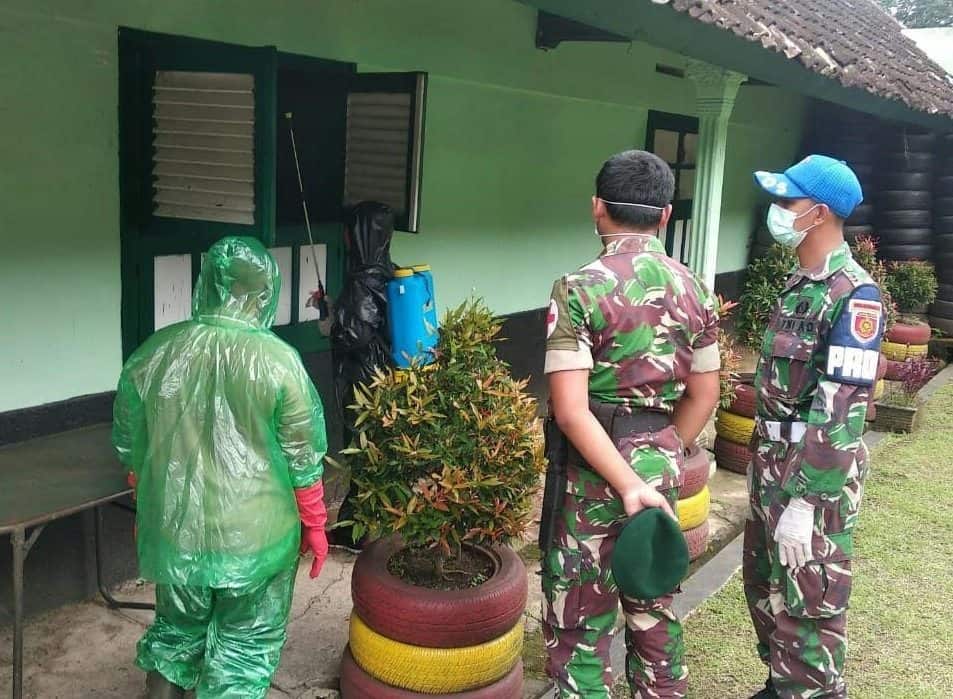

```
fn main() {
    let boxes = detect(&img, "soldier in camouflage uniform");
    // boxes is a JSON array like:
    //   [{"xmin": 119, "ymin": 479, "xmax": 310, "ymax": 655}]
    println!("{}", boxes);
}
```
[
  {"xmin": 541, "ymin": 150, "xmax": 721, "ymax": 698},
  {"xmin": 746, "ymin": 156, "xmax": 883, "ymax": 699}
]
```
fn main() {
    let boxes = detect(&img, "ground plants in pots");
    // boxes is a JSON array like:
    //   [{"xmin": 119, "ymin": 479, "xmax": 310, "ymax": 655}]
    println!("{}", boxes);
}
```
[
  {"xmin": 874, "ymin": 357, "xmax": 942, "ymax": 433},
  {"xmin": 885, "ymin": 260, "xmax": 937, "ymax": 315},
  {"xmin": 333, "ymin": 298, "xmax": 545, "ymax": 697}
]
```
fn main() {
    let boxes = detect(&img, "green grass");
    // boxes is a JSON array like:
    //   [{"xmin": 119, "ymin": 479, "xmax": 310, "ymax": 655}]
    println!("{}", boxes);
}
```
[{"xmin": 613, "ymin": 381, "xmax": 953, "ymax": 698}]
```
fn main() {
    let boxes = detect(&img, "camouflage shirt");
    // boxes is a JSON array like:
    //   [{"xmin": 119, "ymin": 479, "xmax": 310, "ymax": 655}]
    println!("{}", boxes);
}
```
[
  {"xmin": 754, "ymin": 242, "xmax": 883, "ymax": 507},
  {"xmin": 545, "ymin": 234, "xmax": 720, "ymax": 410}
]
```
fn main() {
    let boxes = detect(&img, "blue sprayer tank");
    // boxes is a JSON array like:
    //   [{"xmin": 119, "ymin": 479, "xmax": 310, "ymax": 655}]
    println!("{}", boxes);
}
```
[{"xmin": 387, "ymin": 264, "xmax": 438, "ymax": 368}]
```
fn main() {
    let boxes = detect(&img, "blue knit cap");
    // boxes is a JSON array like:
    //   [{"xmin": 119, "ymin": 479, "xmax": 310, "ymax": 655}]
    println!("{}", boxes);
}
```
[{"xmin": 754, "ymin": 154, "xmax": 864, "ymax": 219}]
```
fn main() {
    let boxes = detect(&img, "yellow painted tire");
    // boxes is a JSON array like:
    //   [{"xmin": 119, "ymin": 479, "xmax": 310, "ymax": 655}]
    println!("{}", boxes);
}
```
[
  {"xmin": 349, "ymin": 613, "xmax": 523, "ymax": 693},
  {"xmin": 881, "ymin": 341, "xmax": 929, "ymax": 361},
  {"xmin": 873, "ymin": 379, "xmax": 885, "ymax": 401},
  {"xmin": 715, "ymin": 409, "xmax": 756, "ymax": 446},
  {"xmin": 678, "ymin": 486, "xmax": 711, "ymax": 532}
]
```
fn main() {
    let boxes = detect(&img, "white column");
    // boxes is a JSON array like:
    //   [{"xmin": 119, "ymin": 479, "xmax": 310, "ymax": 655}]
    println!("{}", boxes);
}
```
[{"xmin": 685, "ymin": 62, "xmax": 746, "ymax": 289}]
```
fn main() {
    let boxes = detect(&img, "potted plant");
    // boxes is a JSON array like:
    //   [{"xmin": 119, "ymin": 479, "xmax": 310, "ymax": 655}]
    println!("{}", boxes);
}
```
[
  {"xmin": 874, "ymin": 357, "xmax": 941, "ymax": 433},
  {"xmin": 712, "ymin": 297, "xmax": 754, "ymax": 475},
  {"xmin": 333, "ymin": 299, "xmax": 544, "ymax": 698},
  {"xmin": 885, "ymin": 260, "xmax": 938, "ymax": 316}
]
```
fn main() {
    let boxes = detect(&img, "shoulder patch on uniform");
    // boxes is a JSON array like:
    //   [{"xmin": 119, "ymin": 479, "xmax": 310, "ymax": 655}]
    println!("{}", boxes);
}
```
[{"xmin": 825, "ymin": 284, "xmax": 883, "ymax": 386}]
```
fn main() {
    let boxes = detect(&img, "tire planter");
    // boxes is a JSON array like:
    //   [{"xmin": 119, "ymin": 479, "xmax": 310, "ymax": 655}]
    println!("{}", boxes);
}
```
[
  {"xmin": 878, "ymin": 172, "xmax": 933, "ymax": 190},
  {"xmin": 929, "ymin": 315, "xmax": 953, "ymax": 337},
  {"xmin": 884, "ymin": 359, "xmax": 906, "ymax": 381},
  {"xmin": 877, "ymin": 354, "xmax": 888, "ymax": 381},
  {"xmin": 348, "ymin": 614, "xmax": 523, "ymax": 693},
  {"xmin": 714, "ymin": 410, "xmax": 756, "ymax": 446},
  {"xmin": 714, "ymin": 435, "xmax": 752, "ymax": 475},
  {"xmin": 881, "ymin": 340, "xmax": 929, "ymax": 362},
  {"xmin": 351, "ymin": 538, "xmax": 527, "ymax": 648},
  {"xmin": 930, "ymin": 299, "xmax": 953, "ymax": 320},
  {"xmin": 727, "ymin": 383, "xmax": 756, "ymax": 419},
  {"xmin": 877, "ymin": 210, "xmax": 932, "ymax": 228},
  {"xmin": 680, "ymin": 444, "xmax": 712, "ymax": 499},
  {"xmin": 875, "ymin": 228, "xmax": 933, "ymax": 245},
  {"xmin": 885, "ymin": 321, "xmax": 932, "ymax": 345},
  {"xmin": 683, "ymin": 519, "xmax": 711, "ymax": 562},
  {"xmin": 879, "ymin": 244, "xmax": 932, "ymax": 262},
  {"xmin": 340, "ymin": 647, "xmax": 524, "ymax": 699},
  {"xmin": 876, "ymin": 190, "xmax": 932, "ymax": 210},
  {"xmin": 678, "ymin": 486, "xmax": 710, "ymax": 532}
]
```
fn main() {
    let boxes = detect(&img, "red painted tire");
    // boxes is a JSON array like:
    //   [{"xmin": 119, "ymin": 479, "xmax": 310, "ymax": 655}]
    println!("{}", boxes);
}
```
[
  {"xmin": 884, "ymin": 358, "xmax": 905, "ymax": 381},
  {"xmin": 714, "ymin": 436, "xmax": 751, "ymax": 475},
  {"xmin": 727, "ymin": 383, "xmax": 756, "ymax": 419},
  {"xmin": 683, "ymin": 519, "xmax": 711, "ymax": 562},
  {"xmin": 352, "ymin": 537, "xmax": 527, "ymax": 648},
  {"xmin": 340, "ymin": 646, "xmax": 524, "ymax": 699},
  {"xmin": 886, "ymin": 321, "xmax": 932, "ymax": 345},
  {"xmin": 680, "ymin": 444, "xmax": 711, "ymax": 499},
  {"xmin": 876, "ymin": 355, "xmax": 888, "ymax": 380}
]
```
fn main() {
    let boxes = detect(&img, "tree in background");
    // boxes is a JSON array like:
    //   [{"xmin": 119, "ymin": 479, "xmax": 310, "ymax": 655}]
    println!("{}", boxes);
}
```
[{"xmin": 876, "ymin": 0, "xmax": 953, "ymax": 28}]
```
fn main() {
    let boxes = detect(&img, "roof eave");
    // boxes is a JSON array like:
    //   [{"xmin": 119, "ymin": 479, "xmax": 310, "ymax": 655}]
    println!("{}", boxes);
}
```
[{"xmin": 520, "ymin": 0, "xmax": 953, "ymax": 131}]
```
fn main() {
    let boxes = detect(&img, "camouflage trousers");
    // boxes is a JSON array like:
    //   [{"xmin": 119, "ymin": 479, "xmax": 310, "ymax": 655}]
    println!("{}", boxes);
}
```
[
  {"xmin": 743, "ymin": 438, "xmax": 866, "ymax": 699},
  {"xmin": 541, "ymin": 489, "xmax": 685, "ymax": 698}
]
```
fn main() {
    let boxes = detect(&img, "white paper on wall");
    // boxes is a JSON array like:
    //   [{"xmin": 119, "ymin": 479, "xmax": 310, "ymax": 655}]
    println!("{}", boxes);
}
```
[
  {"xmin": 269, "ymin": 246, "xmax": 293, "ymax": 326},
  {"xmin": 154, "ymin": 254, "xmax": 193, "ymax": 330},
  {"xmin": 298, "ymin": 245, "xmax": 328, "ymax": 323}
]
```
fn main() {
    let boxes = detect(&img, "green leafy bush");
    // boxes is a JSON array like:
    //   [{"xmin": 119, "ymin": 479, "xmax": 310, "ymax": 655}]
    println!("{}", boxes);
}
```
[
  {"xmin": 736, "ymin": 243, "xmax": 798, "ymax": 348},
  {"xmin": 885, "ymin": 260, "xmax": 937, "ymax": 313},
  {"xmin": 334, "ymin": 299, "xmax": 545, "ymax": 557}
]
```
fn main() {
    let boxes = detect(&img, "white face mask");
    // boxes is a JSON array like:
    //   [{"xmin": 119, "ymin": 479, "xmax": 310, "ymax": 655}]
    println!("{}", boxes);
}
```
[{"xmin": 766, "ymin": 203, "xmax": 820, "ymax": 248}]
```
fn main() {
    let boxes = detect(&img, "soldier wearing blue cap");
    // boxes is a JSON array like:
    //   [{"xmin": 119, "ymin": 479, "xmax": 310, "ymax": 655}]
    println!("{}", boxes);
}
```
[{"xmin": 745, "ymin": 155, "xmax": 884, "ymax": 698}]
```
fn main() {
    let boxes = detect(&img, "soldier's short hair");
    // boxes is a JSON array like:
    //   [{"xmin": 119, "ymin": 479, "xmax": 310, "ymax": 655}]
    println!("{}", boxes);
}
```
[{"xmin": 596, "ymin": 151, "xmax": 675, "ymax": 228}]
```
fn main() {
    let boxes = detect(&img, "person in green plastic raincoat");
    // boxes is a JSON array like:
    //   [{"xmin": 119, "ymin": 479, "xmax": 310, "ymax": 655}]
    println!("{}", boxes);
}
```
[{"xmin": 112, "ymin": 237, "xmax": 329, "ymax": 699}]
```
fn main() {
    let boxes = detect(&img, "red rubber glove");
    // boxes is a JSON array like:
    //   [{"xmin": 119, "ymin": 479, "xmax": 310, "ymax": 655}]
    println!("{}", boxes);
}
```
[{"xmin": 295, "ymin": 481, "xmax": 329, "ymax": 578}]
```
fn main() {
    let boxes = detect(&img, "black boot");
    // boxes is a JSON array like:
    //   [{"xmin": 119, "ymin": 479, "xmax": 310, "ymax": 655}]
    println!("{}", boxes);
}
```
[
  {"xmin": 748, "ymin": 677, "xmax": 780, "ymax": 698},
  {"xmin": 146, "ymin": 671, "xmax": 185, "ymax": 699}
]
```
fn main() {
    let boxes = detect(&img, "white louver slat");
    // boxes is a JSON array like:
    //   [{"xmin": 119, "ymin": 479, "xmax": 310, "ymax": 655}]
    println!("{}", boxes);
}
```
[
  {"xmin": 344, "ymin": 75, "xmax": 425, "ymax": 232},
  {"xmin": 152, "ymin": 71, "xmax": 256, "ymax": 225}
]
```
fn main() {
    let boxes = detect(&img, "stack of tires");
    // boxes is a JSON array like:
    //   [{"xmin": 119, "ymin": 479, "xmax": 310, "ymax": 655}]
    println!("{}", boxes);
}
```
[
  {"xmin": 713, "ymin": 382, "xmax": 756, "ymax": 476},
  {"xmin": 803, "ymin": 108, "xmax": 878, "ymax": 244},
  {"xmin": 875, "ymin": 128, "xmax": 936, "ymax": 262},
  {"xmin": 678, "ymin": 443, "xmax": 715, "ymax": 562},
  {"xmin": 881, "ymin": 320, "xmax": 931, "ymax": 366},
  {"xmin": 930, "ymin": 133, "xmax": 953, "ymax": 337},
  {"xmin": 342, "ymin": 538, "xmax": 526, "ymax": 698}
]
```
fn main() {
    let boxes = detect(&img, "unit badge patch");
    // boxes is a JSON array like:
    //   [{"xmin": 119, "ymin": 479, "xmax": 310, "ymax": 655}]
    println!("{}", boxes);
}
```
[{"xmin": 849, "ymin": 298, "xmax": 881, "ymax": 344}]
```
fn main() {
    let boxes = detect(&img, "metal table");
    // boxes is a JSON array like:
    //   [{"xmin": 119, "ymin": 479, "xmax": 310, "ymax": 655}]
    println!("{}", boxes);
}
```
[{"xmin": 0, "ymin": 424, "xmax": 153, "ymax": 699}]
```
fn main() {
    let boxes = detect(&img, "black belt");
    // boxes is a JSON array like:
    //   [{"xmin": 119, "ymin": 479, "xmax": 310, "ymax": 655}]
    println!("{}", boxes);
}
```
[{"xmin": 587, "ymin": 399, "xmax": 672, "ymax": 438}]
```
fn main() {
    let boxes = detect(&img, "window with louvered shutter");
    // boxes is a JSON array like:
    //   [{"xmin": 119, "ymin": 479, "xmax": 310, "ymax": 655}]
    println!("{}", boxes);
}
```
[
  {"xmin": 344, "ymin": 73, "xmax": 426, "ymax": 232},
  {"xmin": 152, "ymin": 70, "xmax": 256, "ymax": 225}
]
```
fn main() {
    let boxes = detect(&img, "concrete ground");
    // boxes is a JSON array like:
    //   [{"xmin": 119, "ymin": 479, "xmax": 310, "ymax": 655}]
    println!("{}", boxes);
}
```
[{"xmin": 0, "ymin": 419, "xmax": 749, "ymax": 699}]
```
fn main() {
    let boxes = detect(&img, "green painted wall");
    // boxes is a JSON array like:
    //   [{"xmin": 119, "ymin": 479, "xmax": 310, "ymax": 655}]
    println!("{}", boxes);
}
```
[{"xmin": 0, "ymin": 0, "xmax": 806, "ymax": 411}]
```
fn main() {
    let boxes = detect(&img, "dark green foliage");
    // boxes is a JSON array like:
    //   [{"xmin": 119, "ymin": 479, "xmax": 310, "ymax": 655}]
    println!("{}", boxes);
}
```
[
  {"xmin": 736, "ymin": 244, "xmax": 798, "ymax": 349},
  {"xmin": 885, "ymin": 260, "xmax": 938, "ymax": 312},
  {"xmin": 332, "ymin": 299, "xmax": 545, "ymax": 556}
]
